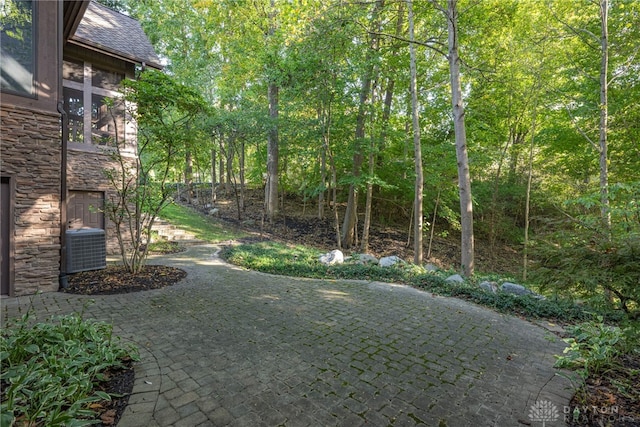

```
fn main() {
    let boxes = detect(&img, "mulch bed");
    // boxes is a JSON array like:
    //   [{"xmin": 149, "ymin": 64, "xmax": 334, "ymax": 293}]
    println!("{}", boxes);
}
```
[
  {"xmin": 60, "ymin": 264, "xmax": 187, "ymax": 425},
  {"xmin": 92, "ymin": 359, "xmax": 136, "ymax": 426},
  {"xmin": 62, "ymin": 265, "xmax": 187, "ymax": 295},
  {"xmin": 567, "ymin": 353, "xmax": 640, "ymax": 427}
]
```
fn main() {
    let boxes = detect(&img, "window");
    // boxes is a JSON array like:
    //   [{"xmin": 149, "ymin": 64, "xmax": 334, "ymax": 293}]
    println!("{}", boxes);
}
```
[
  {"xmin": 64, "ymin": 87, "xmax": 84, "ymax": 143},
  {"xmin": 92, "ymin": 67, "xmax": 122, "ymax": 91},
  {"xmin": 63, "ymin": 61, "xmax": 126, "ymax": 147},
  {"xmin": 92, "ymin": 94, "xmax": 124, "ymax": 146},
  {"xmin": 63, "ymin": 59, "xmax": 83, "ymax": 83},
  {"xmin": 0, "ymin": 0, "xmax": 35, "ymax": 96}
]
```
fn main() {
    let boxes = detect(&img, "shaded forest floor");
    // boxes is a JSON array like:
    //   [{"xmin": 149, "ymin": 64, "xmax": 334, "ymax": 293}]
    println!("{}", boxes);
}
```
[{"xmin": 197, "ymin": 187, "xmax": 523, "ymax": 277}]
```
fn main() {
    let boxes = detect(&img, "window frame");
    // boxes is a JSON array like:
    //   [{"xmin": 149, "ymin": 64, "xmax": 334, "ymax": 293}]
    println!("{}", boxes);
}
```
[
  {"xmin": 0, "ymin": 0, "xmax": 37, "ymax": 98},
  {"xmin": 63, "ymin": 60, "xmax": 127, "ymax": 150}
]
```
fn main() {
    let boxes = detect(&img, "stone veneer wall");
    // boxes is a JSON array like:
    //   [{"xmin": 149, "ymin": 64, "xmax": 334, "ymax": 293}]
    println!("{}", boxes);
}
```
[
  {"xmin": 67, "ymin": 148, "xmax": 134, "ymax": 255},
  {"xmin": 0, "ymin": 105, "xmax": 62, "ymax": 296}
]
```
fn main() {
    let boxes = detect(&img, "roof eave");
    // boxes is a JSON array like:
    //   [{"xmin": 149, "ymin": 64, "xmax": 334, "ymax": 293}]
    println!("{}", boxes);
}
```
[
  {"xmin": 63, "ymin": 1, "xmax": 90, "ymax": 43},
  {"xmin": 68, "ymin": 38, "xmax": 163, "ymax": 70}
]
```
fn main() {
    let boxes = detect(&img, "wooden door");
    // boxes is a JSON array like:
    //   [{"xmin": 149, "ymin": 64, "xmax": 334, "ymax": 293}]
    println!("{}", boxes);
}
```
[
  {"xmin": 68, "ymin": 191, "xmax": 104, "ymax": 229},
  {"xmin": 1, "ymin": 177, "xmax": 11, "ymax": 296}
]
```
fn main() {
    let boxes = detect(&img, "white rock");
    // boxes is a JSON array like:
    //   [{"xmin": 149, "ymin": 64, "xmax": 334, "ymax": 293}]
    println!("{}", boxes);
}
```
[
  {"xmin": 319, "ymin": 249, "xmax": 344, "ymax": 265},
  {"xmin": 379, "ymin": 256, "xmax": 403, "ymax": 267},
  {"xmin": 445, "ymin": 274, "xmax": 465, "ymax": 283}
]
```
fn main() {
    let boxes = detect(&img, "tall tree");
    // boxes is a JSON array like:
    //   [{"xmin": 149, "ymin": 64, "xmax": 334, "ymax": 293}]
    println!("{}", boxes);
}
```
[
  {"xmin": 408, "ymin": 0, "xmax": 424, "ymax": 264},
  {"xmin": 598, "ymin": 0, "xmax": 611, "ymax": 234},
  {"xmin": 431, "ymin": 0, "xmax": 474, "ymax": 276},
  {"xmin": 264, "ymin": 0, "xmax": 280, "ymax": 220},
  {"xmin": 341, "ymin": 0, "xmax": 385, "ymax": 248}
]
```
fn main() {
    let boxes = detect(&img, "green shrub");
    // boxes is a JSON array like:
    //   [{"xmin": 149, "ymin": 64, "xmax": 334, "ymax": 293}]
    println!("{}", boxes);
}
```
[
  {"xmin": 0, "ymin": 307, "xmax": 139, "ymax": 426},
  {"xmin": 554, "ymin": 316, "xmax": 628, "ymax": 378},
  {"xmin": 531, "ymin": 183, "xmax": 640, "ymax": 321}
]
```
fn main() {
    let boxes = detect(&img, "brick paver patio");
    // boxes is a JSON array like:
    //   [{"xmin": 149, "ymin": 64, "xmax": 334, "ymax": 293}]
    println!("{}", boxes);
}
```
[{"xmin": 1, "ymin": 245, "xmax": 574, "ymax": 426}]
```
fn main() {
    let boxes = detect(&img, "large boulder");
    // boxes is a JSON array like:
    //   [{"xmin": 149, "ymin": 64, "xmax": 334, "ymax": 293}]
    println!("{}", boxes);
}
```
[
  {"xmin": 500, "ymin": 282, "xmax": 530, "ymax": 296},
  {"xmin": 445, "ymin": 274, "xmax": 465, "ymax": 284},
  {"xmin": 319, "ymin": 249, "xmax": 344, "ymax": 265},
  {"xmin": 379, "ymin": 256, "xmax": 403, "ymax": 267},
  {"xmin": 479, "ymin": 281, "xmax": 498, "ymax": 293},
  {"xmin": 499, "ymin": 282, "xmax": 545, "ymax": 299}
]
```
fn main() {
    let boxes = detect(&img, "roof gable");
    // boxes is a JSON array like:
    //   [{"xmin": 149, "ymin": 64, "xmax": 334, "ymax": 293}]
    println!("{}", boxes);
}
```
[{"xmin": 70, "ymin": 1, "xmax": 162, "ymax": 69}]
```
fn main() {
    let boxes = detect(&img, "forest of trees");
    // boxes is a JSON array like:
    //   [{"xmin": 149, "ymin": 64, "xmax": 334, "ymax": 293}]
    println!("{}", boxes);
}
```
[{"xmin": 106, "ymin": 0, "xmax": 638, "ymax": 311}]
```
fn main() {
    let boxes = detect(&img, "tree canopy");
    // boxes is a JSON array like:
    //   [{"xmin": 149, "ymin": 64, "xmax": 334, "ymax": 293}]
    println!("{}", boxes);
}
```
[{"xmin": 114, "ymin": 0, "xmax": 639, "ymax": 311}]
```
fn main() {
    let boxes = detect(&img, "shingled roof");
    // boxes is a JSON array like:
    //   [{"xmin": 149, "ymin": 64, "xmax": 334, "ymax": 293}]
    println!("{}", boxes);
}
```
[{"xmin": 71, "ymin": 1, "xmax": 162, "ymax": 69}]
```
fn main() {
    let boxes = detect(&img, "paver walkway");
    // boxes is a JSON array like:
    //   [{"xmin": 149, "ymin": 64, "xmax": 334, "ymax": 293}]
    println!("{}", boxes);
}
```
[{"xmin": 1, "ymin": 245, "xmax": 574, "ymax": 426}]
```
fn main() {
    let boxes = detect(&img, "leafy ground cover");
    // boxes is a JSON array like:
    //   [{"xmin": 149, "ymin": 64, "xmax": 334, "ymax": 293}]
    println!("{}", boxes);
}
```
[{"xmin": 0, "ymin": 306, "xmax": 138, "ymax": 426}]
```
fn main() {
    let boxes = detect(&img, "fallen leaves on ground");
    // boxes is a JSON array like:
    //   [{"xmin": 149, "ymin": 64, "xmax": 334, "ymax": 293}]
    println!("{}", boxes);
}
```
[{"xmin": 567, "ymin": 353, "xmax": 640, "ymax": 427}]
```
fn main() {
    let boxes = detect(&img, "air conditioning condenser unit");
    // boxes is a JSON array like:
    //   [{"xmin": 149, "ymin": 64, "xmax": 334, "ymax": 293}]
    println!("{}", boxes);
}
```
[{"xmin": 66, "ymin": 228, "xmax": 107, "ymax": 274}]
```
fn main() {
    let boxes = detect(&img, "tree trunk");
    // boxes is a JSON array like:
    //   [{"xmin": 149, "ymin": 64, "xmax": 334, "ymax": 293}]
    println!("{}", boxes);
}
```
[
  {"xmin": 361, "ymin": 139, "xmax": 375, "ymax": 252},
  {"xmin": 427, "ymin": 190, "xmax": 440, "ymax": 259},
  {"xmin": 408, "ymin": 0, "xmax": 423, "ymax": 265},
  {"xmin": 523, "ymin": 106, "xmax": 538, "ymax": 281},
  {"xmin": 342, "ymin": 0, "xmax": 384, "ymax": 247},
  {"xmin": 265, "ymin": 82, "xmax": 280, "ymax": 220},
  {"xmin": 264, "ymin": 0, "xmax": 280, "ymax": 221},
  {"xmin": 239, "ymin": 139, "xmax": 245, "ymax": 214},
  {"xmin": 599, "ymin": 0, "xmax": 611, "ymax": 235},
  {"xmin": 185, "ymin": 150, "xmax": 193, "ymax": 204},
  {"xmin": 329, "ymin": 148, "xmax": 342, "ymax": 249},
  {"xmin": 446, "ymin": 0, "xmax": 474, "ymax": 276},
  {"xmin": 218, "ymin": 136, "xmax": 225, "ymax": 195},
  {"xmin": 319, "ymin": 131, "xmax": 327, "ymax": 219},
  {"xmin": 225, "ymin": 135, "xmax": 233, "ymax": 194},
  {"xmin": 362, "ymin": 0, "xmax": 403, "ymax": 252},
  {"xmin": 211, "ymin": 147, "xmax": 217, "ymax": 206}
]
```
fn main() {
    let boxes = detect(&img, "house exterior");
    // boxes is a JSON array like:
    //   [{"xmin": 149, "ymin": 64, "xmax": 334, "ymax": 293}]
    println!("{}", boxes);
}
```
[{"xmin": 1, "ymin": 0, "xmax": 161, "ymax": 296}]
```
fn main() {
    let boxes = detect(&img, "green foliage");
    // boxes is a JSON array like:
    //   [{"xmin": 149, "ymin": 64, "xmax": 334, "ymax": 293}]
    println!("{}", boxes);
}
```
[
  {"xmin": 159, "ymin": 202, "xmax": 246, "ymax": 242},
  {"xmin": 221, "ymin": 241, "xmax": 591, "ymax": 322},
  {"xmin": 125, "ymin": 0, "xmax": 640, "ymax": 298},
  {"xmin": 554, "ymin": 316, "xmax": 637, "ymax": 378},
  {"xmin": 146, "ymin": 237, "xmax": 183, "ymax": 254},
  {"xmin": 531, "ymin": 184, "xmax": 640, "ymax": 320},
  {"xmin": 0, "ymin": 306, "xmax": 139, "ymax": 426},
  {"xmin": 103, "ymin": 70, "xmax": 209, "ymax": 274}
]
